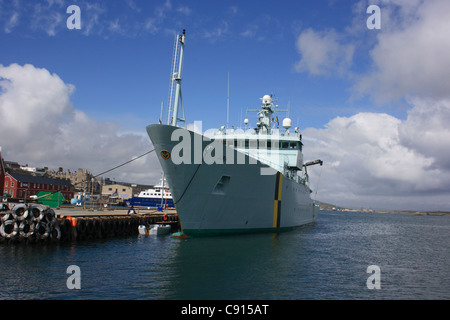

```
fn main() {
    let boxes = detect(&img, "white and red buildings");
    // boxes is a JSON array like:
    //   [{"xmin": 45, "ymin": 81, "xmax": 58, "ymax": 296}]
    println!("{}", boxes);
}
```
[{"xmin": 1, "ymin": 148, "xmax": 75, "ymax": 201}]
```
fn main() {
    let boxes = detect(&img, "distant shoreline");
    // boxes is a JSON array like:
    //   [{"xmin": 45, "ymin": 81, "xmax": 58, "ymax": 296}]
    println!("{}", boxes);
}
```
[
  {"xmin": 320, "ymin": 208, "xmax": 450, "ymax": 217},
  {"xmin": 373, "ymin": 210, "xmax": 450, "ymax": 217}
]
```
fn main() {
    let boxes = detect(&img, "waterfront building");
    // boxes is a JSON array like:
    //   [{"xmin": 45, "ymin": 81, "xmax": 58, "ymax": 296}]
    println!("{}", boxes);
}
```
[
  {"xmin": 0, "ymin": 148, "xmax": 75, "ymax": 202},
  {"xmin": 101, "ymin": 184, "xmax": 134, "ymax": 201}
]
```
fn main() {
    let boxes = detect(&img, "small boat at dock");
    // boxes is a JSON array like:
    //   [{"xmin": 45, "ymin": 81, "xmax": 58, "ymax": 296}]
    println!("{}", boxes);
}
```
[
  {"xmin": 126, "ymin": 177, "xmax": 174, "ymax": 209},
  {"xmin": 138, "ymin": 224, "xmax": 171, "ymax": 236}
]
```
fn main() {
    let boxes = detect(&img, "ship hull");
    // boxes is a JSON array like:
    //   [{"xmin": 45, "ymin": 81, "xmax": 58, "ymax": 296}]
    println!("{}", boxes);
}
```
[{"xmin": 147, "ymin": 124, "xmax": 318, "ymax": 236}]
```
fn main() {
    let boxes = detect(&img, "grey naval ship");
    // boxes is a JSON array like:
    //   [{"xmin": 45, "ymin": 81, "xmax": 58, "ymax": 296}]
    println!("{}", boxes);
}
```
[{"xmin": 147, "ymin": 30, "xmax": 322, "ymax": 236}]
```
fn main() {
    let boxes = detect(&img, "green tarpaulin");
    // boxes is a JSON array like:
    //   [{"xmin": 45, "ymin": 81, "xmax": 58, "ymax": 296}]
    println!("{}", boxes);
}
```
[{"xmin": 36, "ymin": 191, "xmax": 65, "ymax": 208}]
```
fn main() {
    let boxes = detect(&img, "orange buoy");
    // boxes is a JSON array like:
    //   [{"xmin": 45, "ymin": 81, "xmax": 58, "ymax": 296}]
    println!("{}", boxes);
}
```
[{"xmin": 171, "ymin": 232, "xmax": 189, "ymax": 239}]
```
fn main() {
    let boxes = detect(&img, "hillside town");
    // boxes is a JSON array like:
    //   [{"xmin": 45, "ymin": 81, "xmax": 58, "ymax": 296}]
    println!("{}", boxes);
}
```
[{"xmin": 0, "ymin": 149, "xmax": 152, "ymax": 206}]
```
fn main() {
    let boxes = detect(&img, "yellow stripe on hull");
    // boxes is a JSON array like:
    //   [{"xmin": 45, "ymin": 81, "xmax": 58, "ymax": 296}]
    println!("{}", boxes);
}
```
[{"xmin": 273, "ymin": 172, "xmax": 283, "ymax": 228}]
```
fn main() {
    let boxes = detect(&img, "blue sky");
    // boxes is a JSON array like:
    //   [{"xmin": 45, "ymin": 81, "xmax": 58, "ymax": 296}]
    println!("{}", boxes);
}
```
[
  {"xmin": 1, "ymin": 0, "xmax": 384, "ymax": 130},
  {"xmin": 2, "ymin": 0, "xmax": 450, "ymax": 211}
]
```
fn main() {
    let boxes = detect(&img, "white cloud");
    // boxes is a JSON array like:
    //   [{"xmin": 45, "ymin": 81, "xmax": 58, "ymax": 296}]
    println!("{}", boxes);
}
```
[
  {"xmin": 0, "ymin": 0, "xmax": 184, "ymax": 38},
  {"xmin": 81, "ymin": 2, "xmax": 107, "ymax": 37},
  {"xmin": 143, "ymin": 0, "xmax": 182, "ymax": 36},
  {"xmin": 294, "ymin": 0, "xmax": 450, "ymax": 102},
  {"xmin": 353, "ymin": 0, "xmax": 450, "ymax": 103},
  {"xmin": 240, "ymin": 24, "xmax": 259, "ymax": 38},
  {"xmin": 399, "ymin": 97, "xmax": 450, "ymax": 171},
  {"xmin": 155, "ymin": 0, "xmax": 172, "ymax": 19},
  {"xmin": 294, "ymin": 28, "xmax": 355, "ymax": 76},
  {"xmin": 126, "ymin": 0, "xmax": 141, "ymax": 13},
  {"xmin": 203, "ymin": 21, "xmax": 229, "ymax": 40},
  {"xmin": 303, "ymin": 111, "xmax": 450, "ymax": 211},
  {"xmin": 0, "ymin": 63, "xmax": 161, "ymax": 185},
  {"xmin": 4, "ymin": 11, "xmax": 19, "ymax": 33},
  {"xmin": 227, "ymin": 6, "xmax": 238, "ymax": 17},
  {"xmin": 31, "ymin": 1, "xmax": 65, "ymax": 36},
  {"xmin": 293, "ymin": 0, "xmax": 450, "ymax": 211},
  {"xmin": 0, "ymin": 64, "xmax": 73, "ymax": 135},
  {"xmin": 108, "ymin": 19, "xmax": 121, "ymax": 33},
  {"xmin": 176, "ymin": 5, "xmax": 191, "ymax": 16}
]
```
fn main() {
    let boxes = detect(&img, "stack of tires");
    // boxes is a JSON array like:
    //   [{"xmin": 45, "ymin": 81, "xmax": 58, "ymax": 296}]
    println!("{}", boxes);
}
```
[
  {"xmin": 0, "ymin": 204, "xmax": 61, "ymax": 243},
  {"xmin": 0, "ymin": 204, "xmax": 166, "ymax": 244}
]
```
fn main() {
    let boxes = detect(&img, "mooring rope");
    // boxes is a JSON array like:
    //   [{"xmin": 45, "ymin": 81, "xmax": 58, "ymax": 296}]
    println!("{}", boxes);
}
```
[
  {"xmin": 34, "ymin": 149, "xmax": 156, "ymax": 199},
  {"xmin": 92, "ymin": 149, "xmax": 155, "ymax": 179}
]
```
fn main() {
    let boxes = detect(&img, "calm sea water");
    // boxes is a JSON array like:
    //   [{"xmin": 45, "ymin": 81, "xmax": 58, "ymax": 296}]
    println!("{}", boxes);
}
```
[{"xmin": 1, "ymin": 211, "xmax": 449, "ymax": 300}]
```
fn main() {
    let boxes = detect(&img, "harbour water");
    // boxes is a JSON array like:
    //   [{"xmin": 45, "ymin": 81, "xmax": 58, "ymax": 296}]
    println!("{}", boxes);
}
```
[{"xmin": 0, "ymin": 211, "xmax": 449, "ymax": 300}]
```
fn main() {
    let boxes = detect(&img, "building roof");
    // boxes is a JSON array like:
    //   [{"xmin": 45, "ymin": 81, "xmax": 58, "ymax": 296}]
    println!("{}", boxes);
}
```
[{"xmin": 7, "ymin": 172, "xmax": 74, "ymax": 187}]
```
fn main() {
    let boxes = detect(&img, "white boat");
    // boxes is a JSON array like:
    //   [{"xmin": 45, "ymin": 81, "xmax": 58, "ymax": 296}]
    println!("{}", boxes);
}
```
[
  {"xmin": 70, "ymin": 192, "xmax": 89, "ymax": 206},
  {"xmin": 138, "ymin": 224, "xmax": 172, "ymax": 236},
  {"xmin": 149, "ymin": 224, "xmax": 172, "ymax": 235},
  {"xmin": 126, "ymin": 178, "xmax": 174, "ymax": 208},
  {"xmin": 146, "ymin": 30, "xmax": 322, "ymax": 236}
]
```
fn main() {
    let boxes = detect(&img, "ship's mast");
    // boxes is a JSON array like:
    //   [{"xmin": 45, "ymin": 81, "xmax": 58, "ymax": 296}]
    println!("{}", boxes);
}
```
[
  {"xmin": 167, "ymin": 29, "xmax": 186, "ymax": 127},
  {"xmin": 227, "ymin": 72, "xmax": 230, "ymax": 129},
  {"xmin": 247, "ymin": 94, "xmax": 289, "ymax": 134}
]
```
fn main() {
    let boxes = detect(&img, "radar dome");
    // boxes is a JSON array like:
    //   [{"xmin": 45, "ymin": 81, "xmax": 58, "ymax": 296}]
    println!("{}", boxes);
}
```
[
  {"xmin": 282, "ymin": 118, "xmax": 292, "ymax": 130},
  {"xmin": 262, "ymin": 95, "xmax": 272, "ymax": 105}
]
